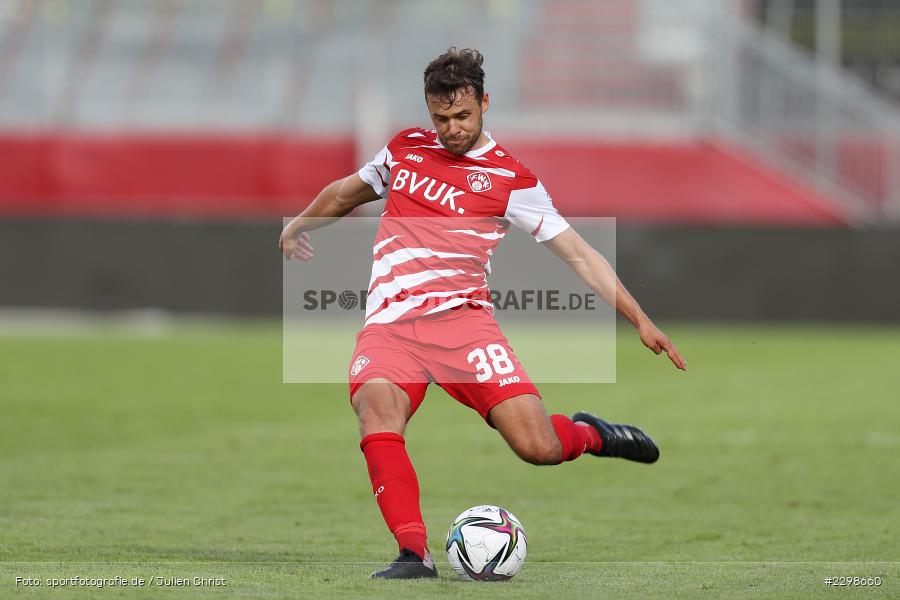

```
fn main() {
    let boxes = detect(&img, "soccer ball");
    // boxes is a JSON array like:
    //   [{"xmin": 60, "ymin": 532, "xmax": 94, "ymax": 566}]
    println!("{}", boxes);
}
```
[{"xmin": 445, "ymin": 505, "xmax": 527, "ymax": 581}]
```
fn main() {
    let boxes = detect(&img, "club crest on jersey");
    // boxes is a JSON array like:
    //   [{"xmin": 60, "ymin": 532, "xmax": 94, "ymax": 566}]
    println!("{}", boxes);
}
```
[
  {"xmin": 466, "ymin": 172, "xmax": 492, "ymax": 193},
  {"xmin": 350, "ymin": 355, "xmax": 370, "ymax": 376}
]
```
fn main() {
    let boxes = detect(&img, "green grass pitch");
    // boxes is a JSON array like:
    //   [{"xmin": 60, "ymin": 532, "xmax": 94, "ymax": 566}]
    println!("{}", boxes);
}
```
[{"xmin": 1, "ymin": 321, "xmax": 898, "ymax": 599}]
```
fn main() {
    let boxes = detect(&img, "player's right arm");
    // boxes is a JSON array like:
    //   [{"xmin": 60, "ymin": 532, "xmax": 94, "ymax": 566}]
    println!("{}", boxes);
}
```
[
  {"xmin": 279, "ymin": 174, "xmax": 380, "ymax": 260},
  {"xmin": 543, "ymin": 228, "xmax": 686, "ymax": 371},
  {"xmin": 504, "ymin": 172, "xmax": 685, "ymax": 371}
]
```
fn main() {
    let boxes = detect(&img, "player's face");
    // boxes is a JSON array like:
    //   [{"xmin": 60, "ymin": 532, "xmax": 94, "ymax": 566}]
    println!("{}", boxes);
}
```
[{"xmin": 426, "ymin": 88, "xmax": 489, "ymax": 155}]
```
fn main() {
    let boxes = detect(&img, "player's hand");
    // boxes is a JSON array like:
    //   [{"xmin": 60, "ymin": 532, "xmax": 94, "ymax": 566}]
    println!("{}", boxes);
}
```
[
  {"xmin": 638, "ymin": 321, "xmax": 686, "ymax": 371},
  {"xmin": 279, "ymin": 230, "xmax": 314, "ymax": 261}
]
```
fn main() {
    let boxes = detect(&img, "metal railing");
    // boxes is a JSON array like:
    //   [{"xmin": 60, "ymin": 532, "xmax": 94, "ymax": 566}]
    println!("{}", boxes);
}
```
[{"xmin": 711, "ymin": 3, "xmax": 900, "ymax": 223}]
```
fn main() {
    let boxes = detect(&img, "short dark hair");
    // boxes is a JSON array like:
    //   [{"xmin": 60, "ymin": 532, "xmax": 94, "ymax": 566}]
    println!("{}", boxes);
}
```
[{"xmin": 423, "ymin": 47, "xmax": 485, "ymax": 107}]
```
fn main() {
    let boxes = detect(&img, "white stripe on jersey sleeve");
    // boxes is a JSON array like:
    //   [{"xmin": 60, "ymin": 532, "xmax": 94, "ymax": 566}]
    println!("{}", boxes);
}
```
[
  {"xmin": 358, "ymin": 146, "xmax": 393, "ymax": 198},
  {"xmin": 504, "ymin": 180, "xmax": 570, "ymax": 243}
]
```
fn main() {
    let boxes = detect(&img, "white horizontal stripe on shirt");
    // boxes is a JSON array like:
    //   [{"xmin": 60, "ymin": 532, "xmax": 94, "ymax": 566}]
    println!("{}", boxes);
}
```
[
  {"xmin": 423, "ymin": 296, "xmax": 493, "ymax": 316},
  {"xmin": 372, "ymin": 235, "xmax": 402, "ymax": 254},
  {"xmin": 364, "ymin": 285, "xmax": 486, "ymax": 325},
  {"xmin": 369, "ymin": 247, "xmax": 478, "ymax": 281},
  {"xmin": 446, "ymin": 228, "xmax": 507, "ymax": 240},
  {"xmin": 366, "ymin": 269, "xmax": 469, "ymax": 314}
]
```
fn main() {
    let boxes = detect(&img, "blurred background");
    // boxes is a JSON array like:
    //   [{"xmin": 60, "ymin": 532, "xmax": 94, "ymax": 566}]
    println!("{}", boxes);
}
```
[
  {"xmin": 1, "ymin": 3, "xmax": 899, "ymax": 593},
  {"xmin": 0, "ymin": 0, "xmax": 898, "ymax": 319}
]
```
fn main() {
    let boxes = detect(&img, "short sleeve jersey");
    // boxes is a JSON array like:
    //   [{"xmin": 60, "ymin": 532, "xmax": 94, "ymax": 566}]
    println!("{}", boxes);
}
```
[{"xmin": 358, "ymin": 128, "xmax": 569, "ymax": 326}]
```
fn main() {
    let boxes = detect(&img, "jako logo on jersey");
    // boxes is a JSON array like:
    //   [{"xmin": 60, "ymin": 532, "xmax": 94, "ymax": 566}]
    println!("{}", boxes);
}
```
[
  {"xmin": 351, "ymin": 355, "xmax": 370, "ymax": 376},
  {"xmin": 498, "ymin": 375, "xmax": 521, "ymax": 387},
  {"xmin": 374, "ymin": 485, "xmax": 384, "ymax": 499},
  {"xmin": 404, "ymin": 153, "xmax": 423, "ymax": 163},
  {"xmin": 466, "ymin": 172, "xmax": 492, "ymax": 193},
  {"xmin": 392, "ymin": 168, "xmax": 466, "ymax": 214}
]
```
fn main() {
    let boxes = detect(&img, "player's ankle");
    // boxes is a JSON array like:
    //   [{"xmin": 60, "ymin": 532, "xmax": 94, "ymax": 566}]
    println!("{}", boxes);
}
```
[
  {"xmin": 394, "ymin": 524, "xmax": 428, "ymax": 560},
  {"xmin": 575, "ymin": 421, "xmax": 603, "ymax": 453}
]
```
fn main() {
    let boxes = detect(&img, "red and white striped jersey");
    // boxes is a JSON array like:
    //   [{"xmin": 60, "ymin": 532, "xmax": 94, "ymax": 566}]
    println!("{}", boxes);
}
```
[{"xmin": 358, "ymin": 128, "xmax": 569, "ymax": 326}]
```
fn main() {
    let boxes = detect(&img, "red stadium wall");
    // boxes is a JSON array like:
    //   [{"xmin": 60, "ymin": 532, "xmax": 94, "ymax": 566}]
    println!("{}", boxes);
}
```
[
  {"xmin": 0, "ymin": 132, "xmax": 357, "ymax": 219},
  {"xmin": 505, "ymin": 139, "xmax": 846, "ymax": 226},
  {"xmin": 0, "ymin": 131, "xmax": 846, "ymax": 225}
]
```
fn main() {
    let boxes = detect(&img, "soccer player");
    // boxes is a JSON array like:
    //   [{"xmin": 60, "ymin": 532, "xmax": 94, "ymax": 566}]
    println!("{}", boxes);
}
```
[{"xmin": 280, "ymin": 48, "xmax": 686, "ymax": 579}]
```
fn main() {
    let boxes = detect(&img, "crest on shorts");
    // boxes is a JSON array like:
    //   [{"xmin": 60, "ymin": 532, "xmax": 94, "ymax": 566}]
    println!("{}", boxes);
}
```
[
  {"xmin": 350, "ymin": 355, "xmax": 370, "ymax": 376},
  {"xmin": 466, "ymin": 172, "xmax": 492, "ymax": 193}
]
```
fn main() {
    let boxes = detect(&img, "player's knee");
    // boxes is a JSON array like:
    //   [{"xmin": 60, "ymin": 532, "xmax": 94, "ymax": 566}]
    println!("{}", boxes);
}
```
[
  {"xmin": 356, "ymin": 408, "xmax": 404, "ymax": 436},
  {"xmin": 514, "ymin": 437, "xmax": 562, "ymax": 466},
  {"xmin": 355, "ymin": 401, "xmax": 405, "ymax": 434},
  {"xmin": 351, "ymin": 381, "xmax": 408, "ymax": 435}
]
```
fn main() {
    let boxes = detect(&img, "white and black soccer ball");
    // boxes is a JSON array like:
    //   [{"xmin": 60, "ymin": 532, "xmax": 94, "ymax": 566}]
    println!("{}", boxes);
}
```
[{"xmin": 445, "ymin": 505, "xmax": 527, "ymax": 581}]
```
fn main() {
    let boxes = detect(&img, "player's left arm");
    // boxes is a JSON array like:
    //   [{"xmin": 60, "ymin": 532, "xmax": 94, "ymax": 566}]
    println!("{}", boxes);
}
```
[{"xmin": 543, "ymin": 228, "xmax": 686, "ymax": 371}]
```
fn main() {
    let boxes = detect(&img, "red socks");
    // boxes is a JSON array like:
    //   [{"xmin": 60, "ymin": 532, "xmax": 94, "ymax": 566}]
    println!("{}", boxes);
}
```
[
  {"xmin": 359, "ymin": 420, "xmax": 598, "ymax": 557},
  {"xmin": 550, "ymin": 414, "xmax": 603, "ymax": 462},
  {"xmin": 360, "ymin": 432, "xmax": 428, "ymax": 559}
]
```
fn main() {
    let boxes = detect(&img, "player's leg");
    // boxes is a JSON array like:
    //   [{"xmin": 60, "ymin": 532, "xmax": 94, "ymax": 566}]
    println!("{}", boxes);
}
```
[
  {"xmin": 352, "ymin": 379, "xmax": 436, "ymax": 579},
  {"xmin": 351, "ymin": 378, "xmax": 411, "ymax": 436},
  {"xmin": 487, "ymin": 393, "xmax": 602, "ymax": 465},
  {"xmin": 428, "ymin": 310, "xmax": 659, "ymax": 465},
  {"xmin": 428, "ymin": 311, "xmax": 604, "ymax": 465},
  {"xmin": 487, "ymin": 394, "xmax": 661, "ymax": 465}
]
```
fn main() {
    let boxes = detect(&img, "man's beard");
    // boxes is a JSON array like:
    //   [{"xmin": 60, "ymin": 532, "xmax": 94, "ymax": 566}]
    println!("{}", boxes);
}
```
[{"xmin": 440, "ymin": 116, "xmax": 483, "ymax": 155}]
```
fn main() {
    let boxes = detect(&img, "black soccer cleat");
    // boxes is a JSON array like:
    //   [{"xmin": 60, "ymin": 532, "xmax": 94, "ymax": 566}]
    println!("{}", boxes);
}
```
[
  {"xmin": 370, "ymin": 548, "xmax": 438, "ymax": 580},
  {"xmin": 572, "ymin": 412, "xmax": 660, "ymax": 464}
]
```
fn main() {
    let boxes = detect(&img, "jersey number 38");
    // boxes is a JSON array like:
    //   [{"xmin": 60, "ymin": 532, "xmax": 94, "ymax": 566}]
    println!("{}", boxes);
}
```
[{"xmin": 467, "ymin": 344, "xmax": 515, "ymax": 382}]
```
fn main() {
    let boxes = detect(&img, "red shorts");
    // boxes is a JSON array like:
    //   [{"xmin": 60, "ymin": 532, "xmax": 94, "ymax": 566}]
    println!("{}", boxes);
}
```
[{"xmin": 348, "ymin": 308, "xmax": 540, "ymax": 421}]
